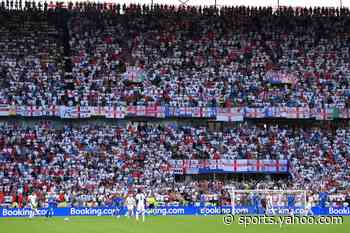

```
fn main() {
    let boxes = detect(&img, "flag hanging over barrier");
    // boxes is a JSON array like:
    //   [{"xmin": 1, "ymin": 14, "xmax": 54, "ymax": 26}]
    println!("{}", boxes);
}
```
[
  {"xmin": 245, "ymin": 108, "xmax": 265, "ymax": 118},
  {"xmin": 59, "ymin": 106, "xmax": 91, "ymax": 118},
  {"xmin": 0, "ymin": 104, "xmax": 11, "ymax": 116},
  {"xmin": 170, "ymin": 159, "xmax": 289, "ymax": 174},
  {"xmin": 286, "ymin": 107, "xmax": 310, "ymax": 119},
  {"xmin": 1, "ymin": 104, "xmax": 350, "ymax": 120},
  {"xmin": 105, "ymin": 106, "xmax": 125, "ymax": 119},
  {"xmin": 216, "ymin": 108, "xmax": 244, "ymax": 121}
]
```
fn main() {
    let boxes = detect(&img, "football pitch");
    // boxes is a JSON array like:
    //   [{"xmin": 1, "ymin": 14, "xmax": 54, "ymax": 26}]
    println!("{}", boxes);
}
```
[{"xmin": 0, "ymin": 215, "xmax": 348, "ymax": 233}]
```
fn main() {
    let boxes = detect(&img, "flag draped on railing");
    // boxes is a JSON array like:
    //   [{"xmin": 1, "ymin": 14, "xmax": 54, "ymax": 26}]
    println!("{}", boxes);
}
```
[
  {"xmin": 1, "ymin": 105, "xmax": 350, "ymax": 120},
  {"xmin": 169, "ymin": 159, "xmax": 289, "ymax": 174}
]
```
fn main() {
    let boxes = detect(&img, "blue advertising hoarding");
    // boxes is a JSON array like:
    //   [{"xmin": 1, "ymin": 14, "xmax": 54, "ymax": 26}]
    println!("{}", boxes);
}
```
[{"xmin": 0, "ymin": 206, "xmax": 349, "ymax": 218}]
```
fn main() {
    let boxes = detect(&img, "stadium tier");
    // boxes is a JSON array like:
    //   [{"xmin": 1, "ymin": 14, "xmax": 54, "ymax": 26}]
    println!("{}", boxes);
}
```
[
  {"xmin": 0, "ymin": 122, "xmax": 349, "ymax": 208},
  {"xmin": 0, "ymin": 2, "xmax": 349, "ymax": 216},
  {"xmin": 0, "ymin": 4, "xmax": 349, "ymax": 108}
]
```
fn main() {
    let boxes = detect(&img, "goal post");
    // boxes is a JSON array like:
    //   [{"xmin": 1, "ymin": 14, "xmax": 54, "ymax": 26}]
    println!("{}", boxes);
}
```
[{"xmin": 225, "ymin": 187, "xmax": 308, "ymax": 215}]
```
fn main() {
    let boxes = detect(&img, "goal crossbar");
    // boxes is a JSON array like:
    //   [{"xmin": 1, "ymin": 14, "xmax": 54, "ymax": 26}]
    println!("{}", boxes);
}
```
[{"xmin": 225, "ymin": 188, "xmax": 307, "ymax": 215}]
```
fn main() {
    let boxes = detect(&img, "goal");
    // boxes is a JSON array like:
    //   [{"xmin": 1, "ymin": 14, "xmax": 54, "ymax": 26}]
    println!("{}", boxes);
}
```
[{"xmin": 225, "ymin": 187, "xmax": 308, "ymax": 215}]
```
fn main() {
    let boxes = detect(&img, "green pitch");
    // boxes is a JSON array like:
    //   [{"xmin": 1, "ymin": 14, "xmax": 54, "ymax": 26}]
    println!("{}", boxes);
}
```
[{"xmin": 0, "ymin": 216, "xmax": 348, "ymax": 233}]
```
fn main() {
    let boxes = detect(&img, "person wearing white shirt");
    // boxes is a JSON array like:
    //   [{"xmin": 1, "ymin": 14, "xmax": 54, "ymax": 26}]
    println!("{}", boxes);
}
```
[
  {"xmin": 135, "ymin": 189, "xmax": 146, "ymax": 222},
  {"xmin": 125, "ymin": 194, "xmax": 136, "ymax": 218},
  {"xmin": 28, "ymin": 193, "xmax": 38, "ymax": 218}
]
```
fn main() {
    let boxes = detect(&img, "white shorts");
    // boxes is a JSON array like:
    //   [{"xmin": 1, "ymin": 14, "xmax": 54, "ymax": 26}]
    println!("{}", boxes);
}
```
[
  {"xmin": 137, "ymin": 205, "xmax": 145, "ymax": 213},
  {"xmin": 127, "ymin": 205, "xmax": 134, "ymax": 211},
  {"xmin": 30, "ymin": 203, "xmax": 37, "ymax": 209}
]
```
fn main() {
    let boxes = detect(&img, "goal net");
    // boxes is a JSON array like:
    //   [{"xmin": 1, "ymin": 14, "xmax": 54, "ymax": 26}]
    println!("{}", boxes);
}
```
[{"xmin": 225, "ymin": 187, "xmax": 308, "ymax": 215}]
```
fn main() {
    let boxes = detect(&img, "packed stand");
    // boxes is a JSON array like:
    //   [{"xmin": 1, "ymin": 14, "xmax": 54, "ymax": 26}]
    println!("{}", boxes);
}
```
[
  {"xmin": 68, "ymin": 5, "xmax": 350, "ymax": 108},
  {"xmin": 0, "ymin": 121, "xmax": 349, "ymax": 208},
  {"xmin": 0, "ymin": 4, "xmax": 349, "ymax": 107},
  {"xmin": 0, "ymin": 7, "xmax": 65, "ymax": 106}
]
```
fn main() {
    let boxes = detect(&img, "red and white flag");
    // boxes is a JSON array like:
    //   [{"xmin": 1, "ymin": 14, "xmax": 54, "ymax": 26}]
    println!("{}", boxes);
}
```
[
  {"xmin": 216, "ymin": 108, "xmax": 243, "ymax": 121},
  {"xmin": 192, "ymin": 107, "xmax": 204, "ymax": 118},
  {"xmin": 313, "ymin": 108, "xmax": 332, "ymax": 120},
  {"xmin": 245, "ymin": 108, "xmax": 265, "ymax": 118},
  {"xmin": 27, "ymin": 106, "xmax": 43, "ymax": 117},
  {"xmin": 135, "ymin": 106, "xmax": 146, "ymax": 117},
  {"xmin": 91, "ymin": 106, "xmax": 106, "ymax": 116},
  {"xmin": 339, "ymin": 108, "xmax": 350, "ymax": 119},
  {"xmin": 48, "ymin": 105, "xmax": 59, "ymax": 117},
  {"xmin": 236, "ymin": 159, "xmax": 248, "ymax": 172},
  {"xmin": 105, "ymin": 106, "xmax": 125, "ymax": 119},
  {"xmin": 145, "ymin": 106, "xmax": 164, "ymax": 118},
  {"xmin": 0, "ymin": 104, "xmax": 10, "ymax": 116},
  {"xmin": 287, "ymin": 107, "xmax": 310, "ymax": 119},
  {"xmin": 76, "ymin": 106, "xmax": 91, "ymax": 118}
]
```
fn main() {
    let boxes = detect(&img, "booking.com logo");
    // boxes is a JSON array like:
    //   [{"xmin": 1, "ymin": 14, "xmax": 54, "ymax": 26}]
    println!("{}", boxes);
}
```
[
  {"xmin": 70, "ymin": 208, "xmax": 115, "ymax": 216},
  {"xmin": 2, "ymin": 209, "xmax": 47, "ymax": 217},
  {"xmin": 199, "ymin": 207, "xmax": 248, "ymax": 215},
  {"xmin": 146, "ymin": 208, "xmax": 185, "ymax": 216}
]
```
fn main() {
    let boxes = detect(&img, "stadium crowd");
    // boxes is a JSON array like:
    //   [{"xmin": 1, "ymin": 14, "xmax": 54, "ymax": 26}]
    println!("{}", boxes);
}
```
[
  {"xmin": 0, "ymin": 4, "xmax": 349, "ymax": 108},
  {"xmin": 0, "ymin": 1, "xmax": 349, "ymax": 210},
  {"xmin": 0, "ymin": 121, "xmax": 349, "ymax": 208}
]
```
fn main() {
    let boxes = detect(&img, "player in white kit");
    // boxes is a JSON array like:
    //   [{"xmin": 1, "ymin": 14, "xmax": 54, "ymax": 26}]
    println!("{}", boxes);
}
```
[
  {"xmin": 125, "ymin": 194, "xmax": 136, "ymax": 218},
  {"xmin": 266, "ymin": 194, "xmax": 275, "ymax": 215},
  {"xmin": 28, "ymin": 193, "xmax": 38, "ymax": 218},
  {"xmin": 305, "ymin": 194, "xmax": 314, "ymax": 216},
  {"xmin": 135, "ymin": 189, "xmax": 146, "ymax": 222}
]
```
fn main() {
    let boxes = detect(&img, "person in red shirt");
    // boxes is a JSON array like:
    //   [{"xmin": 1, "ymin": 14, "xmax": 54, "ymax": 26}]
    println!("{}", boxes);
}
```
[
  {"xmin": 12, "ymin": 193, "xmax": 18, "ymax": 208},
  {"xmin": 18, "ymin": 193, "xmax": 23, "ymax": 208},
  {"xmin": 59, "ymin": 192, "xmax": 65, "ymax": 203},
  {"xmin": 0, "ymin": 191, "xmax": 4, "ymax": 204}
]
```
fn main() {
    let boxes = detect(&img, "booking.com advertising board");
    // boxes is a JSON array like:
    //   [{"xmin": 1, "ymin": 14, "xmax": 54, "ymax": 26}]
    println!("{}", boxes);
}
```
[{"xmin": 1, "ymin": 206, "xmax": 350, "ymax": 218}]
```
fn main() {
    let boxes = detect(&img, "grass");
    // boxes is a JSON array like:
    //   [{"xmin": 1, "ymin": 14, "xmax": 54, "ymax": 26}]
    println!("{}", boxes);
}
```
[{"xmin": 0, "ymin": 215, "xmax": 348, "ymax": 233}]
